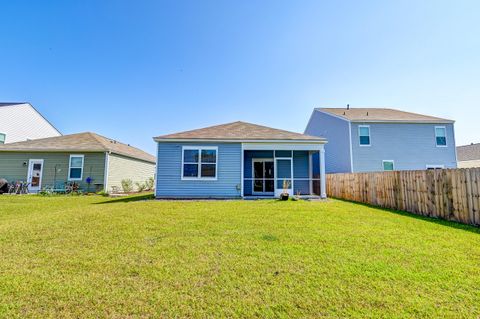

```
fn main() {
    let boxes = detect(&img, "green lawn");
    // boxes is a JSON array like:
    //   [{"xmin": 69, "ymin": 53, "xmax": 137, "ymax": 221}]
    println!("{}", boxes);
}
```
[{"xmin": 0, "ymin": 195, "xmax": 479, "ymax": 318}]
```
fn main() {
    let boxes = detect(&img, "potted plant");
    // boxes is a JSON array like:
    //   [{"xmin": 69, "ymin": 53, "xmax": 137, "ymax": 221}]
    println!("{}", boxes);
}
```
[{"xmin": 280, "ymin": 179, "xmax": 291, "ymax": 200}]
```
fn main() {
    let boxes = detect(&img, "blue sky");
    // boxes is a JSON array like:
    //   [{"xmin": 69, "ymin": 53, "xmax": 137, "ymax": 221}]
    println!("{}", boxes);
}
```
[{"xmin": 1, "ymin": 0, "xmax": 479, "ymax": 154}]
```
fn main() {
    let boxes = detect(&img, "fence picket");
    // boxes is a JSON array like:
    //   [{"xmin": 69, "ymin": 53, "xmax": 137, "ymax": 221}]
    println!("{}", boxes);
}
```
[{"xmin": 326, "ymin": 168, "xmax": 478, "ymax": 226}]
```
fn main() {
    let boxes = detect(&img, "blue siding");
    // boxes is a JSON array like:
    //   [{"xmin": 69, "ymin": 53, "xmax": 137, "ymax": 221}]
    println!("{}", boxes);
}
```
[
  {"xmin": 350, "ymin": 123, "xmax": 457, "ymax": 172},
  {"xmin": 305, "ymin": 110, "xmax": 352, "ymax": 173},
  {"xmin": 293, "ymin": 151, "xmax": 310, "ymax": 194},
  {"xmin": 155, "ymin": 142, "xmax": 241, "ymax": 198}
]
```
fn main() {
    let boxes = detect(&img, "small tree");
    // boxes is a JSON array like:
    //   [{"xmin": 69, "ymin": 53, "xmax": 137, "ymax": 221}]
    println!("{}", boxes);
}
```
[{"xmin": 121, "ymin": 179, "xmax": 133, "ymax": 193}]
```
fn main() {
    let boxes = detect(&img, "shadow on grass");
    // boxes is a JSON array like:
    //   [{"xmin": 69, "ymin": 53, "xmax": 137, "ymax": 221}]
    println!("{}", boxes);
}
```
[
  {"xmin": 333, "ymin": 198, "xmax": 480, "ymax": 235},
  {"xmin": 94, "ymin": 193, "xmax": 155, "ymax": 205}
]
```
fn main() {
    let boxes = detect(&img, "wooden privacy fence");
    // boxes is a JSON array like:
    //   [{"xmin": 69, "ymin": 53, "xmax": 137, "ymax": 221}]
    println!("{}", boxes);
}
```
[{"xmin": 327, "ymin": 168, "xmax": 480, "ymax": 226}]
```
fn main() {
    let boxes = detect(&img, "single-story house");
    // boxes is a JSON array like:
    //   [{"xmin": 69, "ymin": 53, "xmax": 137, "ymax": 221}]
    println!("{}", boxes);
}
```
[
  {"xmin": 153, "ymin": 121, "xmax": 327, "ymax": 199},
  {"xmin": 457, "ymin": 143, "xmax": 480, "ymax": 168},
  {"xmin": 0, "ymin": 132, "xmax": 156, "ymax": 193}
]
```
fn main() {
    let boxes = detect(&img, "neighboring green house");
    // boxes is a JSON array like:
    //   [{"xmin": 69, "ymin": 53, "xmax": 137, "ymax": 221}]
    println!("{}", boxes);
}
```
[{"xmin": 0, "ymin": 132, "xmax": 156, "ymax": 193}]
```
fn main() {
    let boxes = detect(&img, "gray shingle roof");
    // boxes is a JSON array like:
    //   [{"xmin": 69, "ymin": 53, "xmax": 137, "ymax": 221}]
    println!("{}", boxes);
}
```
[
  {"xmin": 318, "ymin": 108, "xmax": 454, "ymax": 123},
  {"xmin": 457, "ymin": 143, "xmax": 480, "ymax": 161},
  {"xmin": 154, "ymin": 121, "xmax": 326, "ymax": 142},
  {"xmin": 0, "ymin": 132, "xmax": 156, "ymax": 163}
]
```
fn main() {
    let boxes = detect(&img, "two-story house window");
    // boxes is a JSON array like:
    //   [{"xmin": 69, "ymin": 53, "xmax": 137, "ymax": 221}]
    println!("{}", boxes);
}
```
[
  {"xmin": 359, "ymin": 126, "xmax": 370, "ymax": 146},
  {"xmin": 0, "ymin": 133, "xmax": 5, "ymax": 144},
  {"xmin": 383, "ymin": 160, "xmax": 394, "ymax": 171},
  {"xmin": 435, "ymin": 126, "xmax": 447, "ymax": 147}
]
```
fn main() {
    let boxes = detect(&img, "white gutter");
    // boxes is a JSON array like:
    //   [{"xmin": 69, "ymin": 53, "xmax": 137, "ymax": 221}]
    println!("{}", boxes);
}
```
[{"xmin": 153, "ymin": 138, "xmax": 327, "ymax": 143}]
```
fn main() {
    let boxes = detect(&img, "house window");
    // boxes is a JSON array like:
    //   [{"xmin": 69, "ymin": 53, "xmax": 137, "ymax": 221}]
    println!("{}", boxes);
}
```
[
  {"xmin": 359, "ymin": 125, "xmax": 370, "ymax": 146},
  {"xmin": 182, "ymin": 147, "xmax": 217, "ymax": 179},
  {"xmin": 68, "ymin": 155, "xmax": 84, "ymax": 180},
  {"xmin": 426, "ymin": 165, "xmax": 444, "ymax": 170},
  {"xmin": 0, "ymin": 133, "xmax": 5, "ymax": 144},
  {"xmin": 435, "ymin": 126, "xmax": 447, "ymax": 147},
  {"xmin": 383, "ymin": 160, "xmax": 394, "ymax": 171}
]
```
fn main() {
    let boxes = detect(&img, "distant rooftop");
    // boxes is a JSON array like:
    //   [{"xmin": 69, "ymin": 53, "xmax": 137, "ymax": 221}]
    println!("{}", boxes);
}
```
[
  {"xmin": 154, "ymin": 121, "xmax": 326, "ymax": 142},
  {"xmin": 457, "ymin": 143, "xmax": 480, "ymax": 162},
  {"xmin": 0, "ymin": 132, "xmax": 156, "ymax": 163},
  {"xmin": 318, "ymin": 108, "xmax": 454, "ymax": 123}
]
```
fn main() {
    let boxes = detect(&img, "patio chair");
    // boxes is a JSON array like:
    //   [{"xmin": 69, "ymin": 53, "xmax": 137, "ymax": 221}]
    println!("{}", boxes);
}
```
[{"xmin": 53, "ymin": 181, "xmax": 67, "ymax": 194}]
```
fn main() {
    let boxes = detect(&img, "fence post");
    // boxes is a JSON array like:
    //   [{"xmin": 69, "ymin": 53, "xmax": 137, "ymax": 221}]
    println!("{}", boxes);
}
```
[{"xmin": 326, "ymin": 168, "xmax": 479, "ymax": 226}]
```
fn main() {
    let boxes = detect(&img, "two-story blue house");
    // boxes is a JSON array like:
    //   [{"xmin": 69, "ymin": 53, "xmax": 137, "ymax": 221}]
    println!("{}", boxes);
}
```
[
  {"xmin": 305, "ymin": 108, "xmax": 457, "ymax": 173},
  {"xmin": 154, "ymin": 121, "xmax": 327, "ymax": 199}
]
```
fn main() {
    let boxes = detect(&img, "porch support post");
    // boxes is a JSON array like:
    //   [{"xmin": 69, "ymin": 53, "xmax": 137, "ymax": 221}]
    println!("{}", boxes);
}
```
[
  {"xmin": 240, "ymin": 144, "xmax": 244, "ymax": 198},
  {"xmin": 319, "ymin": 147, "xmax": 327, "ymax": 199},
  {"xmin": 308, "ymin": 151, "xmax": 313, "ymax": 195}
]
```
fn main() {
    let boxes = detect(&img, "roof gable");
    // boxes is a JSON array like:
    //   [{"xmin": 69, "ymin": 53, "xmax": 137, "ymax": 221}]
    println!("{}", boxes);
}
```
[
  {"xmin": 318, "ymin": 108, "xmax": 453, "ymax": 123},
  {"xmin": 0, "ymin": 132, "xmax": 156, "ymax": 163},
  {"xmin": 154, "ymin": 121, "xmax": 326, "ymax": 142}
]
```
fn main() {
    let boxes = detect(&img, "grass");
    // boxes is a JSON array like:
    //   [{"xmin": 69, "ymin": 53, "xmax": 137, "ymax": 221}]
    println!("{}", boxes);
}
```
[{"xmin": 0, "ymin": 194, "xmax": 479, "ymax": 318}]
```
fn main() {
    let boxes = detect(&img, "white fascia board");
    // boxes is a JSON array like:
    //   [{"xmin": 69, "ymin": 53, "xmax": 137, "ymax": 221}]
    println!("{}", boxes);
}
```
[
  {"xmin": 242, "ymin": 142, "xmax": 325, "ymax": 151},
  {"xmin": 350, "ymin": 120, "xmax": 455, "ymax": 124},
  {"xmin": 154, "ymin": 138, "xmax": 327, "ymax": 144}
]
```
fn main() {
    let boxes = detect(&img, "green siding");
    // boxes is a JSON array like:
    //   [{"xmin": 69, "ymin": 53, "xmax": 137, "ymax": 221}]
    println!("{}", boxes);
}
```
[{"xmin": 0, "ymin": 152, "xmax": 106, "ymax": 191}]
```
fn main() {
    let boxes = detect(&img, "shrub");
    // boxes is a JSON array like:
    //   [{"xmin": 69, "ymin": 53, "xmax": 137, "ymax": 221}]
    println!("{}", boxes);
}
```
[
  {"xmin": 135, "ymin": 182, "xmax": 146, "ymax": 193},
  {"xmin": 96, "ymin": 189, "xmax": 109, "ymax": 197},
  {"xmin": 145, "ymin": 177, "xmax": 155, "ymax": 191},
  {"xmin": 121, "ymin": 179, "xmax": 133, "ymax": 193}
]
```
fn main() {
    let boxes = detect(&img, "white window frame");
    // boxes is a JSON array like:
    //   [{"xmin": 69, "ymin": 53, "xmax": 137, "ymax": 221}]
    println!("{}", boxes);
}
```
[
  {"xmin": 68, "ymin": 154, "xmax": 84, "ymax": 181},
  {"xmin": 435, "ymin": 126, "xmax": 447, "ymax": 147},
  {"xmin": 358, "ymin": 125, "xmax": 371, "ymax": 147},
  {"xmin": 0, "ymin": 132, "xmax": 6, "ymax": 144},
  {"xmin": 426, "ymin": 164, "xmax": 445, "ymax": 170},
  {"xmin": 382, "ymin": 160, "xmax": 395, "ymax": 171},
  {"xmin": 181, "ymin": 146, "xmax": 218, "ymax": 180}
]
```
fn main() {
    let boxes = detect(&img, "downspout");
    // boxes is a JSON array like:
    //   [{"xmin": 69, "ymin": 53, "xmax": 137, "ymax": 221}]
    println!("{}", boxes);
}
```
[{"xmin": 348, "ymin": 121, "xmax": 354, "ymax": 173}]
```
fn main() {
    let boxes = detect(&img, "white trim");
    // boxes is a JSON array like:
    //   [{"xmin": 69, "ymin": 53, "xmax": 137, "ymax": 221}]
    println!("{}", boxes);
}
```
[
  {"xmin": 452, "ymin": 124, "xmax": 458, "ymax": 168},
  {"xmin": 319, "ymin": 147, "xmax": 327, "ymax": 198},
  {"xmin": 351, "ymin": 120, "xmax": 454, "ymax": 124},
  {"xmin": 240, "ymin": 144, "xmax": 244, "ymax": 197},
  {"xmin": 27, "ymin": 159, "xmax": 44, "ymax": 192},
  {"xmin": 155, "ymin": 138, "xmax": 327, "ymax": 143},
  {"xmin": 68, "ymin": 154, "xmax": 84, "ymax": 181},
  {"xmin": 181, "ymin": 146, "xmax": 218, "ymax": 180},
  {"xmin": 103, "ymin": 152, "xmax": 110, "ymax": 191},
  {"xmin": 154, "ymin": 142, "xmax": 159, "ymax": 194},
  {"xmin": 242, "ymin": 143, "xmax": 324, "ymax": 151},
  {"xmin": 358, "ymin": 125, "xmax": 371, "ymax": 147},
  {"xmin": 382, "ymin": 160, "xmax": 395, "ymax": 171},
  {"xmin": 426, "ymin": 164, "xmax": 445, "ymax": 169},
  {"xmin": 348, "ymin": 122, "xmax": 354, "ymax": 172},
  {"xmin": 435, "ymin": 126, "xmax": 448, "ymax": 148}
]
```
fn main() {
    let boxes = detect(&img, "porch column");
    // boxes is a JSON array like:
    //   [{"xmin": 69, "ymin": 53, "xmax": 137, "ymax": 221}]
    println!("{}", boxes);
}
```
[
  {"xmin": 240, "ymin": 145, "xmax": 244, "ymax": 197},
  {"xmin": 319, "ymin": 147, "xmax": 327, "ymax": 198}
]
